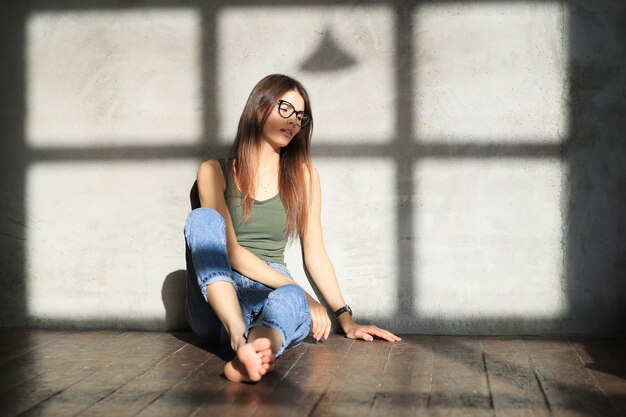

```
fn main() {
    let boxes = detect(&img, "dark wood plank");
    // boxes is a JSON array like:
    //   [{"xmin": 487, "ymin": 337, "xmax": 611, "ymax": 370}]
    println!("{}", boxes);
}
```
[
  {"xmin": 369, "ymin": 335, "xmax": 437, "ymax": 416},
  {"xmin": 482, "ymin": 337, "xmax": 550, "ymax": 417},
  {"xmin": 191, "ymin": 341, "xmax": 309, "ymax": 417},
  {"xmin": 75, "ymin": 338, "xmax": 204, "ymax": 417},
  {"xmin": 569, "ymin": 338, "xmax": 626, "ymax": 417},
  {"xmin": 0, "ymin": 331, "xmax": 143, "ymax": 394},
  {"xmin": 0, "ymin": 356, "xmax": 46, "ymax": 394},
  {"xmin": 523, "ymin": 337, "xmax": 620, "ymax": 417},
  {"xmin": 253, "ymin": 336, "xmax": 355, "ymax": 417},
  {"xmin": 0, "ymin": 359, "xmax": 97, "ymax": 417},
  {"xmin": 0, "ymin": 330, "xmax": 112, "ymax": 372},
  {"xmin": 427, "ymin": 336, "xmax": 493, "ymax": 417},
  {"xmin": 133, "ymin": 345, "xmax": 231, "ymax": 417},
  {"xmin": 18, "ymin": 332, "xmax": 188, "ymax": 417},
  {"xmin": 0, "ymin": 331, "xmax": 140, "ymax": 416},
  {"xmin": 307, "ymin": 337, "xmax": 393, "ymax": 417},
  {"xmin": 0, "ymin": 330, "xmax": 44, "ymax": 366}
]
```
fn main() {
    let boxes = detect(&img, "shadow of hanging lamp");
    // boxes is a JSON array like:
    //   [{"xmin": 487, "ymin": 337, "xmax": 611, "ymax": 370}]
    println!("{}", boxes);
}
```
[{"xmin": 299, "ymin": 29, "xmax": 357, "ymax": 72}]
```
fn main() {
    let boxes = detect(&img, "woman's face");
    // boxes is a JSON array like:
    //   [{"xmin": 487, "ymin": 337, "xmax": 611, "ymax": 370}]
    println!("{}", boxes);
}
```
[{"xmin": 261, "ymin": 89, "xmax": 305, "ymax": 149}]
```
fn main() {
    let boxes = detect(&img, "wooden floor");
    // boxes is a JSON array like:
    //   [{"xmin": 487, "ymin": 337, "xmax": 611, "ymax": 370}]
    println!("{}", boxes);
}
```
[{"xmin": 0, "ymin": 331, "xmax": 625, "ymax": 417}]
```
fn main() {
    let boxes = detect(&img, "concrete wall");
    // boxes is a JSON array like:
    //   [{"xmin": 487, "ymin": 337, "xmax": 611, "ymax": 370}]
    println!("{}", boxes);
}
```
[{"xmin": 1, "ymin": 0, "xmax": 624, "ymax": 334}]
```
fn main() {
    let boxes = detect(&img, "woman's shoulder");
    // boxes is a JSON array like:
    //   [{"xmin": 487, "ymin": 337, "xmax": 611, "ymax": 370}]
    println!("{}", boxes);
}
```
[
  {"xmin": 302, "ymin": 162, "xmax": 319, "ymax": 182},
  {"xmin": 197, "ymin": 159, "xmax": 227, "ymax": 190},
  {"xmin": 198, "ymin": 158, "xmax": 228, "ymax": 174},
  {"xmin": 301, "ymin": 163, "xmax": 320, "ymax": 198}
]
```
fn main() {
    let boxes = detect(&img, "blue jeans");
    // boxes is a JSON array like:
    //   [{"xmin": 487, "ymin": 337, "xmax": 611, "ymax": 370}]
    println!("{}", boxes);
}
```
[{"xmin": 184, "ymin": 208, "xmax": 311, "ymax": 356}]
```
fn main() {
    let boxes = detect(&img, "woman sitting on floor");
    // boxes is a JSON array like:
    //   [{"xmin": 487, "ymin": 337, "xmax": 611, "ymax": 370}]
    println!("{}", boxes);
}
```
[{"xmin": 184, "ymin": 74, "xmax": 400, "ymax": 382}]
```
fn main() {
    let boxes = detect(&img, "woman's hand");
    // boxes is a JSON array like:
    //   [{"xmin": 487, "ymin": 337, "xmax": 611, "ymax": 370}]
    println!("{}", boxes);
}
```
[
  {"xmin": 306, "ymin": 295, "xmax": 332, "ymax": 341},
  {"xmin": 344, "ymin": 323, "xmax": 401, "ymax": 343}
]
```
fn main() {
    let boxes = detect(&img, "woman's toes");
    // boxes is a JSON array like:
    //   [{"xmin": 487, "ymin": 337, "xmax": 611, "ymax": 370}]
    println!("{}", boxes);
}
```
[{"xmin": 223, "ymin": 338, "xmax": 277, "ymax": 383}]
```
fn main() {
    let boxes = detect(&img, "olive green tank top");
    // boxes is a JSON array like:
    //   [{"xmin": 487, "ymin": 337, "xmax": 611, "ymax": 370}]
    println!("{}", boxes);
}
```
[{"xmin": 218, "ymin": 159, "xmax": 288, "ymax": 265}]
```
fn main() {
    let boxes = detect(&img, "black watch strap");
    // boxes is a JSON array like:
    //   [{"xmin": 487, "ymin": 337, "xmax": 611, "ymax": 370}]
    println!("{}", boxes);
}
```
[{"xmin": 334, "ymin": 305, "xmax": 352, "ymax": 319}]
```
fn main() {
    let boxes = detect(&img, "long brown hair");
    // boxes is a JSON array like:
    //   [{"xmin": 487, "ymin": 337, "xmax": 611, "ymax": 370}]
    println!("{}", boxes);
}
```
[{"xmin": 228, "ymin": 74, "xmax": 313, "ymax": 238}]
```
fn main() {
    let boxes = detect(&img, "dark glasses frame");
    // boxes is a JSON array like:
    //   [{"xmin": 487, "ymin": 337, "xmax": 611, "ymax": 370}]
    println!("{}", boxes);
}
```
[{"xmin": 277, "ymin": 100, "xmax": 310, "ymax": 127}]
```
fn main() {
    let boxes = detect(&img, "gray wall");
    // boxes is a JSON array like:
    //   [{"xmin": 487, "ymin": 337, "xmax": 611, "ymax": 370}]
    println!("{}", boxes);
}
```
[{"xmin": 1, "ymin": 0, "xmax": 624, "ymax": 334}]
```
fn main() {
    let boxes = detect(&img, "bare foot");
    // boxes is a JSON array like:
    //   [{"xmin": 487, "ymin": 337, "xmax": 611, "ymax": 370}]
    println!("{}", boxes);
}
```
[{"xmin": 224, "ymin": 338, "xmax": 274, "ymax": 382}]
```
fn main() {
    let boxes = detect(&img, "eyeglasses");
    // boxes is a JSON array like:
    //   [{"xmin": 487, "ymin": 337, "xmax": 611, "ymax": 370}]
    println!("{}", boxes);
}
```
[{"xmin": 277, "ymin": 100, "xmax": 310, "ymax": 127}]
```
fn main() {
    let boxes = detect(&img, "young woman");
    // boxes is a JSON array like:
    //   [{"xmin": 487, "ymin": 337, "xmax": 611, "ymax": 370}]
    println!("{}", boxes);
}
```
[{"xmin": 184, "ymin": 74, "xmax": 400, "ymax": 383}]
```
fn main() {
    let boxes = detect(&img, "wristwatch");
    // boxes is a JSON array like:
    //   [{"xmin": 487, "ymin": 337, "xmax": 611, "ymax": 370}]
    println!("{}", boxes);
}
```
[{"xmin": 334, "ymin": 305, "xmax": 352, "ymax": 319}]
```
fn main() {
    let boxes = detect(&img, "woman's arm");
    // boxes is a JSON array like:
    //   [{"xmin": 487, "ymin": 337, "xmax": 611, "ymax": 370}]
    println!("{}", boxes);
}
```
[
  {"xmin": 301, "ymin": 167, "xmax": 401, "ymax": 343},
  {"xmin": 197, "ymin": 160, "xmax": 297, "ymax": 290}
]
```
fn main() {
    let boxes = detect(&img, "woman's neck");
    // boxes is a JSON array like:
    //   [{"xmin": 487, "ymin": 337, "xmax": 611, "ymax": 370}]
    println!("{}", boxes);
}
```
[
  {"xmin": 252, "ymin": 142, "xmax": 280, "ymax": 199},
  {"xmin": 256, "ymin": 141, "xmax": 280, "ymax": 175}
]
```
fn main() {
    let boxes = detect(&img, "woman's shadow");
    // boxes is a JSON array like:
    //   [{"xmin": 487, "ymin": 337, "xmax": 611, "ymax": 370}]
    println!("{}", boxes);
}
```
[
  {"xmin": 161, "ymin": 269, "xmax": 190, "ymax": 332},
  {"xmin": 161, "ymin": 269, "xmax": 235, "ymax": 362},
  {"xmin": 160, "ymin": 181, "xmax": 198, "ymax": 336}
]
